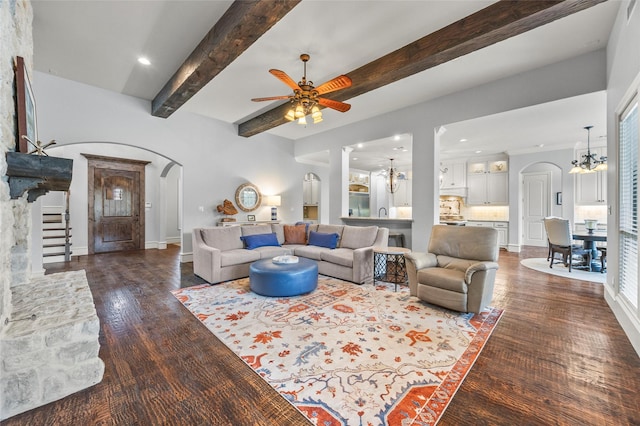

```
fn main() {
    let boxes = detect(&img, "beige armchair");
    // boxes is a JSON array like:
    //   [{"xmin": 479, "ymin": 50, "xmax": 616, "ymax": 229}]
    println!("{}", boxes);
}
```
[{"xmin": 405, "ymin": 225, "xmax": 499, "ymax": 314}]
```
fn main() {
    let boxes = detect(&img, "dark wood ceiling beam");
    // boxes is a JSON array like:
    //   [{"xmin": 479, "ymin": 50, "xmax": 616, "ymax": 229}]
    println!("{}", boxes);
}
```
[
  {"xmin": 238, "ymin": 0, "xmax": 605, "ymax": 137},
  {"xmin": 152, "ymin": 0, "xmax": 301, "ymax": 118}
]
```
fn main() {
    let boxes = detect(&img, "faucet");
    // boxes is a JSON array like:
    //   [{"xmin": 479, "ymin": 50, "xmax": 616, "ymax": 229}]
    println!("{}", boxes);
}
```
[{"xmin": 378, "ymin": 207, "xmax": 388, "ymax": 218}]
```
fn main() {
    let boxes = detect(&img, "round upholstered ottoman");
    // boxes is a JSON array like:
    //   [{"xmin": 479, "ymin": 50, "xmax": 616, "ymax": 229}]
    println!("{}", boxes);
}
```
[{"xmin": 249, "ymin": 257, "xmax": 318, "ymax": 297}]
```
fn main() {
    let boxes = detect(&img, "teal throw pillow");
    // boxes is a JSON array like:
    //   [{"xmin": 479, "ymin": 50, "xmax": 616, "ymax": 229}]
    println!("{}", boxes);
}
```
[
  {"xmin": 240, "ymin": 233, "xmax": 280, "ymax": 250},
  {"xmin": 308, "ymin": 231, "xmax": 339, "ymax": 249}
]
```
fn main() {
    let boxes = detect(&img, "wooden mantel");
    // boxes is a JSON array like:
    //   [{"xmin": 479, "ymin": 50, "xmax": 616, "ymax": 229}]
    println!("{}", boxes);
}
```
[{"xmin": 5, "ymin": 152, "xmax": 73, "ymax": 202}]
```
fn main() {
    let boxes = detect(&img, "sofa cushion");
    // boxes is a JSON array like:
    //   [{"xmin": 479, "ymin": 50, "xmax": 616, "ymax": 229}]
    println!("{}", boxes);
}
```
[
  {"xmin": 316, "ymin": 224, "xmax": 344, "ymax": 245},
  {"xmin": 284, "ymin": 224, "xmax": 307, "ymax": 245},
  {"xmin": 340, "ymin": 225, "xmax": 378, "ymax": 249},
  {"xmin": 294, "ymin": 244, "xmax": 329, "ymax": 260},
  {"xmin": 241, "ymin": 225, "xmax": 273, "ymax": 237},
  {"xmin": 308, "ymin": 231, "xmax": 339, "ymax": 249},
  {"xmin": 417, "ymin": 268, "xmax": 467, "ymax": 293},
  {"xmin": 437, "ymin": 255, "xmax": 477, "ymax": 272},
  {"xmin": 320, "ymin": 248, "xmax": 353, "ymax": 268},
  {"xmin": 220, "ymin": 249, "xmax": 260, "ymax": 267},
  {"xmin": 201, "ymin": 227, "xmax": 243, "ymax": 251},
  {"xmin": 271, "ymin": 224, "xmax": 285, "ymax": 245},
  {"xmin": 241, "ymin": 233, "xmax": 281, "ymax": 250},
  {"xmin": 255, "ymin": 246, "xmax": 288, "ymax": 259}
]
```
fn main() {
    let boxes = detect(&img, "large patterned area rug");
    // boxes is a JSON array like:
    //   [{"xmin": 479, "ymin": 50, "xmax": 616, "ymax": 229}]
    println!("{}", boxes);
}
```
[{"xmin": 172, "ymin": 277, "xmax": 502, "ymax": 425}]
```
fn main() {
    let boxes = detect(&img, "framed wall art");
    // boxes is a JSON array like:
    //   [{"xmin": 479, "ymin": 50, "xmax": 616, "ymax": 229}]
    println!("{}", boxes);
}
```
[{"xmin": 15, "ymin": 56, "xmax": 37, "ymax": 153}]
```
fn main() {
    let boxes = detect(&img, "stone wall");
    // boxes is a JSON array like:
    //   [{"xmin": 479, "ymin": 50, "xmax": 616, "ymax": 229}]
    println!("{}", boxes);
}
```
[
  {"xmin": 1, "ymin": 0, "xmax": 33, "ymax": 331},
  {"xmin": 0, "ymin": 1, "xmax": 104, "ymax": 420},
  {"xmin": 1, "ymin": 271, "xmax": 105, "ymax": 419}
]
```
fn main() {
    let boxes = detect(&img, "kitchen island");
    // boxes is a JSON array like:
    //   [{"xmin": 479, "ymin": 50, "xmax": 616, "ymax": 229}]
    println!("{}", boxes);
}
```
[{"xmin": 341, "ymin": 217, "xmax": 413, "ymax": 248}]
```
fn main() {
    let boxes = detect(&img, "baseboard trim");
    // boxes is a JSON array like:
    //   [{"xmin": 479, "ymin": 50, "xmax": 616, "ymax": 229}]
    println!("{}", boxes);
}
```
[
  {"xmin": 605, "ymin": 291, "xmax": 640, "ymax": 358},
  {"xmin": 507, "ymin": 244, "xmax": 521, "ymax": 252},
  {"xmin": 180, "ymin": 252, "xmax": 193, "ymax": 263}
]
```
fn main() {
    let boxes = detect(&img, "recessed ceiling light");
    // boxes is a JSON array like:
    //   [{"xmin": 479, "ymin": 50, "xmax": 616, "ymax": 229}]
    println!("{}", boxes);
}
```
[
  {"xmin": 460, "ymin": 138, "xmax": 468, "ymax": 142},
  {"xmin": 475, "ymin": 150, "xmax": 482, "ymax": 154},
  {"xmin": 357, "ymin": 143, "xmax": 363, "ymax": 148},
  {"xmin": 137, "ymin": 57, "xmax": 151, "ymax": 66},
  {"xmin": 353, "ymin": 157, "xmax": 358, "ymax": 161},
  {"xmin": 393, "ymin": 146, "xmax": 404, "ymax": 151},
  {"xmin": 537, "ymin": 144, "xmax": 545, "ymax": 148},
  {"xmin": 394, "ymin": 135, "xmax": 401, "ymax": 141}
]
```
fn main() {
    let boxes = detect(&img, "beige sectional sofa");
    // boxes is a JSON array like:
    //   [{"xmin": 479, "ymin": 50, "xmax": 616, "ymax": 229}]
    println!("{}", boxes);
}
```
[{"xmin": 192, "ymin": 223, "xmax": 389, "ymax": 285}]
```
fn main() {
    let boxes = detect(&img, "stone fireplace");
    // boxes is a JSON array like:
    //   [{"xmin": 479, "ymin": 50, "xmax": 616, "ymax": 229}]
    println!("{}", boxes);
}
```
[{"xmin": 0, "ymin": 1, "xmax": 103, "ymax": 420}]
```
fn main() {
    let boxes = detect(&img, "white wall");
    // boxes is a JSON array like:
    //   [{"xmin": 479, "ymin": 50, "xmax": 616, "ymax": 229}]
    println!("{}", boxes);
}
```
[
  {"xmin": 509, "ymin": 148, "xmax": 576, "ymax": 251},
  {"xmin": 38, "ymin": 143, "xmax": 175, "ymax": 257},
  {"xmin": 294, "ymin": 50, "xmax": 607, "ymax": 252},
  {"xmin": 33, "ymin": 73, "xmax": 312, "ymax": 260},
  {"xmin": 605, "ymin": 0, "xmax": 640, "ymax": 356},
  {"xmin": 164, "ymin": 164, "xmax": 181, "ymax": 244}
]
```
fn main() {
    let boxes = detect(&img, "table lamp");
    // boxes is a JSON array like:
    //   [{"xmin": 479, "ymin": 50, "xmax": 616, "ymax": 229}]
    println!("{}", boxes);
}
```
[{"xmin": 265, "ymin": 195, "xmax": 281, "ymax": 221}]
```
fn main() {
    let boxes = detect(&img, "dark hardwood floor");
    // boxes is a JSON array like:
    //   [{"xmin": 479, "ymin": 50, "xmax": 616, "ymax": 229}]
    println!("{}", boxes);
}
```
[{"xmin": 3, "ymin": 246, "xmax": 639, "ymax": 425}]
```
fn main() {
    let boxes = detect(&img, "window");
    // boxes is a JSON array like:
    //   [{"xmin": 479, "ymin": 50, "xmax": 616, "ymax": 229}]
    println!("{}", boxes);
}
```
[{"xmin": 619, "ymin": 96, "xmax": 639, "ymax": 309}]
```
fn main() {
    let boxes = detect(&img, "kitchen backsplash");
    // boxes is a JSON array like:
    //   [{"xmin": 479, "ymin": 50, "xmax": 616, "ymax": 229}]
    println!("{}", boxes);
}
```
[{"xmin": 462, "ymin": 205, "xmax": 509, "ymax": 221}]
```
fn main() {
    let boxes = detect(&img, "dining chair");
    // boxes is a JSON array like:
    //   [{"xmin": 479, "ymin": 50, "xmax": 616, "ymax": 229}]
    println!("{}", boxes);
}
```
[{"xmin": 543, "ymin": 217, "xmax": 592, "ymax": 272}]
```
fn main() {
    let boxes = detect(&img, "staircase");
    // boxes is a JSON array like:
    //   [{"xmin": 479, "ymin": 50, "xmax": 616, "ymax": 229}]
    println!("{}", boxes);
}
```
[{"xmin": 42, "ymin": 192, "xmax": 72, "ymax": 263}]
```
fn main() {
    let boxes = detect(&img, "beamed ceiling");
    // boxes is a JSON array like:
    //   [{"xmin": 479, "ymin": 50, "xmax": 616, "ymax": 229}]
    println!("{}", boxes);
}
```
[{"xmin": 32, "ymin": 0, "xmax": 619, "ymax": 155}]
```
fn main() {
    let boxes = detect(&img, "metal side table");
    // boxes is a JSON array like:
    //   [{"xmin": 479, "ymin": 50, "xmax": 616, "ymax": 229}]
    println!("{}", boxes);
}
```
[{"xmin": 373, "ymin": 247, "xmax": 412, "ymax": 291}]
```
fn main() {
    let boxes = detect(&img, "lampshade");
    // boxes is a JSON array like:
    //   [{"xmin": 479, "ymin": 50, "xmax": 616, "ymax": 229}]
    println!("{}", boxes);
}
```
[{"xmin": 264, "ymin": 195, "xmax": 281, "ymax": 206}]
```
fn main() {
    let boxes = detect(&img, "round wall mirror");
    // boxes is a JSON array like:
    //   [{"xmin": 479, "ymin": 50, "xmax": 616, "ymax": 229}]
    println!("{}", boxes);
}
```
[{"xmin": 235, "ymin": 183, "xmax": 262, "ymax": 212}]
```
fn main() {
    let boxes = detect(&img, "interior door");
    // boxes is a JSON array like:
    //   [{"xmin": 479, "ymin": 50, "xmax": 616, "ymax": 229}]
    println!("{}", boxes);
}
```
[
  {"xmin": 84, "ymin": 154, "xmax": 150, "ymax": 254},
  {"xmin": 94, "ymin": 168, "xmax": 140, "ymax": 253},
  {"xmin": 522, "ymin": 172, "xmax": 550, "ymax": 247}
]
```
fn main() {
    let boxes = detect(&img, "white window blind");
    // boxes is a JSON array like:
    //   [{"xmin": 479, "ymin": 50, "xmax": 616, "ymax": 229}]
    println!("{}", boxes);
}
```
[{"xmin": 619, "ymin": 98, "xmax": 639, "ymax": 308}]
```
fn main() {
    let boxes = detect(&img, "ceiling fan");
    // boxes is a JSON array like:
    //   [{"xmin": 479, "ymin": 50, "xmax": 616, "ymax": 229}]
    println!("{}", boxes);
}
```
[{"xmin": 251, "ymin": 54, "xmax": 352, "ymax": 124}]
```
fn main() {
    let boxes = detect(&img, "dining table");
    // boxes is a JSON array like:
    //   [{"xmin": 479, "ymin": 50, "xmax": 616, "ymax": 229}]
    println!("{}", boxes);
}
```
[{"xmin": 573, "ymin": 230, "xmax": 607, "ymax": 271}]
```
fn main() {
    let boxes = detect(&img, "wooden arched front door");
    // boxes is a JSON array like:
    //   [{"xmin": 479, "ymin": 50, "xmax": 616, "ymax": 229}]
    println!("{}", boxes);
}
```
[{"xmin": 83, "ymin": 154, "xmax": 150, "ymax": 254}]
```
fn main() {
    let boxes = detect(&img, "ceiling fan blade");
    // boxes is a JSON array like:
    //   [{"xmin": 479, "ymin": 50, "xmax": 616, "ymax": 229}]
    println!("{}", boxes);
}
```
[
  {"xmin": 317, "ymin": 97, "xmax": 351, "ymax": 112},
  {"xmin": 314, "ymin": 75, "xmax": 352, "ymax": 95},
  {"xmin": 269, "ymin": 69, "xmax": 300, "ymax": 91},
  {"xmin": 251, "ymin": 95, "xmax": 291, "ymax": 102}
]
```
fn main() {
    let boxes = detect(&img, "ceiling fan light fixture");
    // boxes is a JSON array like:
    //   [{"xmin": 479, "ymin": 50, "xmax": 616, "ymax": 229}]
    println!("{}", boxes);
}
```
[
  {"xmin": 252, "ymin": 54, "xmax": 352, "ymax": 126},
  {"xmin": 284, "ymin": 108, "xmax": 295, "ymax": 121},
  {"xmin": 311, "ymin": 106, "xmax": 323, "ymax": 124}
]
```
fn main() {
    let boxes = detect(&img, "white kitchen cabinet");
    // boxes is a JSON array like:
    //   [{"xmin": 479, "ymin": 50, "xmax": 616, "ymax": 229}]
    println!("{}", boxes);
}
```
[
  {"xmin": 467, "ymin": 221, "xmax": 508, "ymax": 248},
  {"xmin": 574, "ymin": 147, "xmax": 607, "ymax": 205},
  {"xmin": 466, "ymin": 158, "xmax": 508, "ymax": 205},
  {"xmin": 348, "ymin": 171, "xmax": 370, "ymax": 194},
  {"xmin": 393, "ymin": 179, "xmax": 412, "ymax": 207},
  {"xmin": 303, "ymin": 178, "xmax": 320, "ymax": 205},
  {"xmin": 440, "ymin": 161, "xmax": 466, "ymax": 189}
]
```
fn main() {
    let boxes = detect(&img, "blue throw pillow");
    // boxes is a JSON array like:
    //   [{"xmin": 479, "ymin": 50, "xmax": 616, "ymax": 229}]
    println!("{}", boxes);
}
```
[
  {"xmin": 308, "ymin": 231, "xmax": 339, "ymax": 249},
  {"xmin": 240, "ymin": 233, "xmax": 280, "ymax": 250}
]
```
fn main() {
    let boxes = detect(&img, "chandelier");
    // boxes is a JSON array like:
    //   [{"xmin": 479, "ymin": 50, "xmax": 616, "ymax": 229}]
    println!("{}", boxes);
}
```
[
  {"xmin": 569, "ymin": 126, "xmax": 607, "ymax": 174},
  {"xmin": 383, "ymin": 158, "xmax": 403, "ymax": 194}
]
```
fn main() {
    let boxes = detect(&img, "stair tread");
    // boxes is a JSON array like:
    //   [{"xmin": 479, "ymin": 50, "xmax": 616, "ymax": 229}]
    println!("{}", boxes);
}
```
[
  {"xmin": 43, "ymin": 252, "xmax": 73, "ymax": 257},
  {"xmin": 43, "ymin": 235, "xmax": 72, "ymax": 239},
  {"xmin": 43, "ymin": 243, "xmax": 73, "ymax": 248}
]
